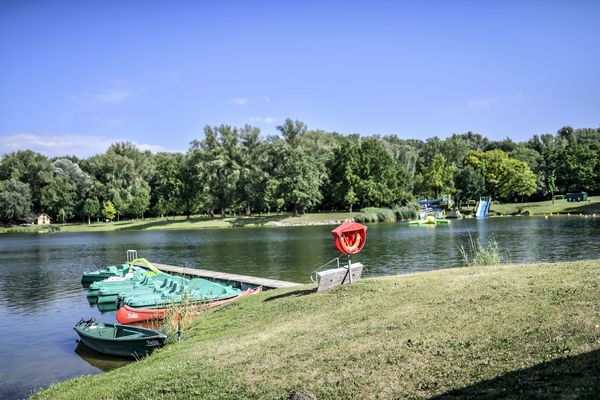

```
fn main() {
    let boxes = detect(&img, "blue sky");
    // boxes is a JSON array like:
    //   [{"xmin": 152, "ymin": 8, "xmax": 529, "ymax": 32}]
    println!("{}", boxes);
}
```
[{"xmin": 1, "ymin": 1, "xmax": 599, "ymax": 157}]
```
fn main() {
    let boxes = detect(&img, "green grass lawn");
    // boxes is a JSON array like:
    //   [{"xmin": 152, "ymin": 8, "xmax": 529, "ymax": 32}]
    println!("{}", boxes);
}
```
[
  {"xmin": 0, "ymin": 212, "xmax": 356, "ymax": 234},
  {"xmin": 491, "ymin": 195, "xmax": 600, "ymax": 216},
  {"xmin": 32, "ymin": 260, "xmax": 600, "ymax": 399}
]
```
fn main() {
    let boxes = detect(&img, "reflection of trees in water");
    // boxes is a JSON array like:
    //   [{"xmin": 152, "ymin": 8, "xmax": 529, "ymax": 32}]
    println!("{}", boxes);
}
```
[{"xmin": 1, "ymin": 246, "xmax": 76, "ymax": 310}]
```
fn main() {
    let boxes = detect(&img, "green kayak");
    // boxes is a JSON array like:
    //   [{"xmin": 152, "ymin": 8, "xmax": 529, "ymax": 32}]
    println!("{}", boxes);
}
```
[{"xmin": 74, "ymin": 318, "xmax": 167, "ymax": 358}]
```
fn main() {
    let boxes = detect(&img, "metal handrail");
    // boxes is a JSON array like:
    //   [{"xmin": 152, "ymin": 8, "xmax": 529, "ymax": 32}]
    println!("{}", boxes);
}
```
[{"xmin": 310, "ymin": 257, "xmax": 341, "ymax": 283}]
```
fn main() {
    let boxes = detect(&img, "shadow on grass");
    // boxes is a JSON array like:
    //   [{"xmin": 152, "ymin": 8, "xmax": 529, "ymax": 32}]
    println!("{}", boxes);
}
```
[
  {"xmin": 564, "ymin": 202, "xmax": 600, "ymax": 214},
  {"xmin": 114, "ymin": 217, "xmax": 207, "ymax": 231},
  {"xmin": 113, "ymin": 215, "xmax": 291, "ymax": 231},
  {"xmin": 230, "ymin": 214, "xmax": 288, "ymax": 227},
  {"xmin": 431, "ymin": 348, "xmax": 600, "ymax": 399},
  {"xmin": 263, "ymin": 288, "xmax": 316, "ymax": 302}
]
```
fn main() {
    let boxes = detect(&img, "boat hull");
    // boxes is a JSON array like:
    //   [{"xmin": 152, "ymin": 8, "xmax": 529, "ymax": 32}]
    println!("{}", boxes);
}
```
[
  {"xmin": 74, "ymin": 319, "xmax": 167, "ymax": 358},
  {"xmin": 116, "ymin": 287, "xmax": 262, "ymax": 324}
]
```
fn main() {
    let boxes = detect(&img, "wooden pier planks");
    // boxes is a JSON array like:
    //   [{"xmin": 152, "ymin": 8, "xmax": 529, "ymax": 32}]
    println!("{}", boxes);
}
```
[{"xmin": 135, "ymin": 261, "xmax": 302, "ymax": 290}]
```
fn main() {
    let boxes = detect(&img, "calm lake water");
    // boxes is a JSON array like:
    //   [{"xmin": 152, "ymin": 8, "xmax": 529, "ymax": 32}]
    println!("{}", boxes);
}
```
[{"xmin": 1, "ymin": 216, "xmax": 599, "ymax": 398}]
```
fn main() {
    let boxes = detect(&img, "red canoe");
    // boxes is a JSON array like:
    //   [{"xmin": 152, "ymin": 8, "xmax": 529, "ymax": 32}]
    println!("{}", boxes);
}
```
[{"xmin": 116, "ymin": 287, "xmax": 262, "ymax": 324}]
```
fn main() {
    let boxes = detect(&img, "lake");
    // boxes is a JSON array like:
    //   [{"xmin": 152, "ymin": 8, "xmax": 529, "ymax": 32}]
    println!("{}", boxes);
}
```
[{"xmin": 1, "ymin": 216, "xmax": 599, "ymax": 398}]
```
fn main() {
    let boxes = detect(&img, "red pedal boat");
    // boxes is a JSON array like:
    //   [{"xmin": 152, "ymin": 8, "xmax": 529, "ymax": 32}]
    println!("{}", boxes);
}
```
[{"xmin": 116, "ymin": 287, "xmax": 262, "ymax": 324}]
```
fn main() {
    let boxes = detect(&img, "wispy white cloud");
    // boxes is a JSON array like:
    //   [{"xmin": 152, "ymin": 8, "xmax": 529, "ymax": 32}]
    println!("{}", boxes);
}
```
[
  {"xmin": 0, "ymin": 133, "xmax": 173, "ymax": 158},
  {"xmin": 230, "ymin": 97, "xmax": 249, "ymax": 105},
  {"xmin": 466, "ymin": 94, "xmax": 527, "ymax": 109},
  {"xmin": 95, "ymin": 89, "xmax": 134, "ymax": 103},
  {"xmin": 249, "ymin": 117, "xmax": 277, "ymax": 124},
  {"xmin": 230, "ymin": 96, "xmax": 271, "ymax": 105}
]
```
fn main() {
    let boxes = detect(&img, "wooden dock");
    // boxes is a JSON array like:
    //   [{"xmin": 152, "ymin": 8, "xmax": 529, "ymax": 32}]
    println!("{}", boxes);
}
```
[{"xmin": 135, "ymin": 261, "xmax": 302, "ymax": 290}]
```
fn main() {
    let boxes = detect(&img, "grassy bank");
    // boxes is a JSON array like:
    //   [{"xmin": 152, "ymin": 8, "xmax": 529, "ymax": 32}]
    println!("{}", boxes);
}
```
[
  {"xmin": 491, "ymin": 195, "xmax": 600, "ymax": 216},
  {"xmin": 0, "ymin": 212, "xmax": 355, "ymax": 234},
  {"xmin": 33, "ymin": 260, "xmax": 600, "ymax": 399}
]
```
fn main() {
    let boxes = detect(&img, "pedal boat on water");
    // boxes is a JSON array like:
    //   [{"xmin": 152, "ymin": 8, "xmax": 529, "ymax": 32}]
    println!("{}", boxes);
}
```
[{"xmin": 74, "ymin": 318, "xmax": 167, "ymax": 357}]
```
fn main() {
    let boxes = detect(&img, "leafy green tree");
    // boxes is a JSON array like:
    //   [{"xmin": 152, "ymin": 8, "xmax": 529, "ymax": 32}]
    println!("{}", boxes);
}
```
[
  {"xmin": 417, "ymin": 154, "xmax": 456, "ymax": 198},
  {"xmin": 128, "ymin": 185, "xmax": 151, "ymax": 219},
  {"xmin": 0, "ymin": 150, "xmax": 53, "ymax": 211},
  {"xmin": 554, "ymin": 143, "xmax": 598, "ymax": 192},
  {"xmin": 237, "ymin": 125, "xmax": 269, "ymax": 215},
  {"xmin": 327, "ymin": 138, "xmax": 361, "ymax": 211},
  {"xmin": 102, "ymin": 200, "xmax": 116, "ymax": 220},
  {"xmin": 83, "ymin": 198, "xmax": 100, "ymax": 224},
  {"xmin": 152, "ymin": 153, "xmax": 184, "ymax": 218},
  {"xmin": 454, "ymin": 166, "xmax": 485, "ymax": 205},
  {"xmin": 109, "ymin": 189, "xmax": 126, "ymax": 221},
  {"xmin": 174, "ymin": 150, "xmax": 204, "ymax": 219},
  {"xmin": 356, "ymin": 138, "xmax": 401, "ymax": 207},
  {"xmin": 267, "ymin": 119, "xmax": 324, "ymax": 215},
  {"xmin": 464, "ymin": 150, "xmax": 537, "ymax": 201},
  {"xmin": 192, "ymin": 125, "xmax": 242, "ymax": 217},
  {"xmin": 40, "ymin": 175, "xmax": 76, "ymax": 222},
  {"xmin": 0, "ymin": 179, "xmax": 32, "ymax": 223}
]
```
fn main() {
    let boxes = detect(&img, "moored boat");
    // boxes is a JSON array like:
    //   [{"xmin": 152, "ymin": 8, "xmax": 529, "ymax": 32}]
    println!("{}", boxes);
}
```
[
  {"xmin": 116, "ymin": 287, "xmax": 262, "ymax": 324},
  {"xmin": 74, "ymin": 318, "xmax": 167, "ymax": 357},
  {"xmin": 122, "ymin": 277, "xmax": 243, "ymax": 308},
  {"xmin": 81, "ymin": 263, "xmax": 133, "ymax": 286}
]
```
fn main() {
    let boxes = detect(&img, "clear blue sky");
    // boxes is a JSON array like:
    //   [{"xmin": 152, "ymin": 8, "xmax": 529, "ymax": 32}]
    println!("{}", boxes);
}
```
[{"xmin": 1, "ymin": 0, "xmax": 599, "ymax": 157}]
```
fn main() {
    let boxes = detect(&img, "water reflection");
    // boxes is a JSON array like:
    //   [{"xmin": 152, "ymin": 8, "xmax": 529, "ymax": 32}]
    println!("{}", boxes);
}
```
[{"xmin": 75, "ymin": 342, "xmax": 130, "ymax": 371}]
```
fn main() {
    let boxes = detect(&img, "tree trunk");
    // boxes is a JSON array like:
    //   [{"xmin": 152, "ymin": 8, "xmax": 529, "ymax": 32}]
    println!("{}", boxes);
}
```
[
  {"xmin": 221, "ymin": 208, "xmax": 225, "ymax": 219},
  {"xmin": 88, "ymin": 216, "xmax": 90, "ymax": 225},
  {"xmin": 349, "ymin": 204, "xmax": 353, "ymax": 213}
]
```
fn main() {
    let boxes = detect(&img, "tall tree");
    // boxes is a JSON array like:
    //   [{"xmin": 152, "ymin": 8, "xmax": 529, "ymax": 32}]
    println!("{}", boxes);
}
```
[
  {"xmin": 82, "ymin": 198, "xmax": 100, "ymax": 224},
  {"xmin": 271, "ymin": 119, "xmax": 324, "ymax": 215},
  {"xmin": 237, "ymin": 125, "xmax": 269, "ymax": 215},
  {"xmin": 454, "ymin": 166, "xmax": 485, "ymax": 205},
  {"xmin": 0, "ymin": 150, "xmax": 53, "ymax": 211},
  {"xmin": 102, "ymin": 201, "xmax": 116, "ymax": 220},
  {"xmin": 416, "ymin": 154, "xmax": 456, "ymax": 198},
  {"xmin": 40, "ymin": 175, "xmax": 76, "ymax": 221},
  {"xmin": 0, "ymin": 179, "xmax": 32, "ymax": 223},
  {"xmin": 464, "ymin": 150, "xmax": 537, "ymax": 201}
]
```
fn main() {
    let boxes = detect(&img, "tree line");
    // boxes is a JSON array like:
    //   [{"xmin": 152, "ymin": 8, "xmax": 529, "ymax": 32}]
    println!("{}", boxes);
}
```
[{"xmin": 1, "ymin": 120, "xmax": 599, "ymax": 224}]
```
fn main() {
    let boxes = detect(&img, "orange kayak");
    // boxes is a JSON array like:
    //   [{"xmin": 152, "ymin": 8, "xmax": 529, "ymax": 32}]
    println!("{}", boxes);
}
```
[{"xmin": 116, "ymin": 287, "xmax": 262, "ymax": 324}]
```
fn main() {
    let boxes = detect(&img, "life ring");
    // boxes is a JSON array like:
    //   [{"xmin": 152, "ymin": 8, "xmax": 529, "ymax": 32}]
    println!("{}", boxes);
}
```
[{"xmin": 340, "ymin": 233, "xmax": 362, "ymax": 254}]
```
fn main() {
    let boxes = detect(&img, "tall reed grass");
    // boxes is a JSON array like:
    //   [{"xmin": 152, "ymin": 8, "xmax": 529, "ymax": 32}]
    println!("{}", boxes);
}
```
[
  {"xmin": 354, "ymin": 206, "xmax": 418, "ymax": 223},
  {"xmin": 460, "ymin": 234, "xmax": 507, "ymax": 267}
]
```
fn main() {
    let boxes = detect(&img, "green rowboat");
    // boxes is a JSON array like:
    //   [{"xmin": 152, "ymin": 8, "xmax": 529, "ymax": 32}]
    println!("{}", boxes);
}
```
[{"xmin": 74, "ymin": 318, "xmax": 167, "ymax": 358}]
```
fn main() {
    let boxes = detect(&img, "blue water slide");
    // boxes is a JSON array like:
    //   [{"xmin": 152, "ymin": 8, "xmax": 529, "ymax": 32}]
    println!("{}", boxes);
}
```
[{"xmin": 476, "ymin": 197, "xmax": 491, "ymax": 218}]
